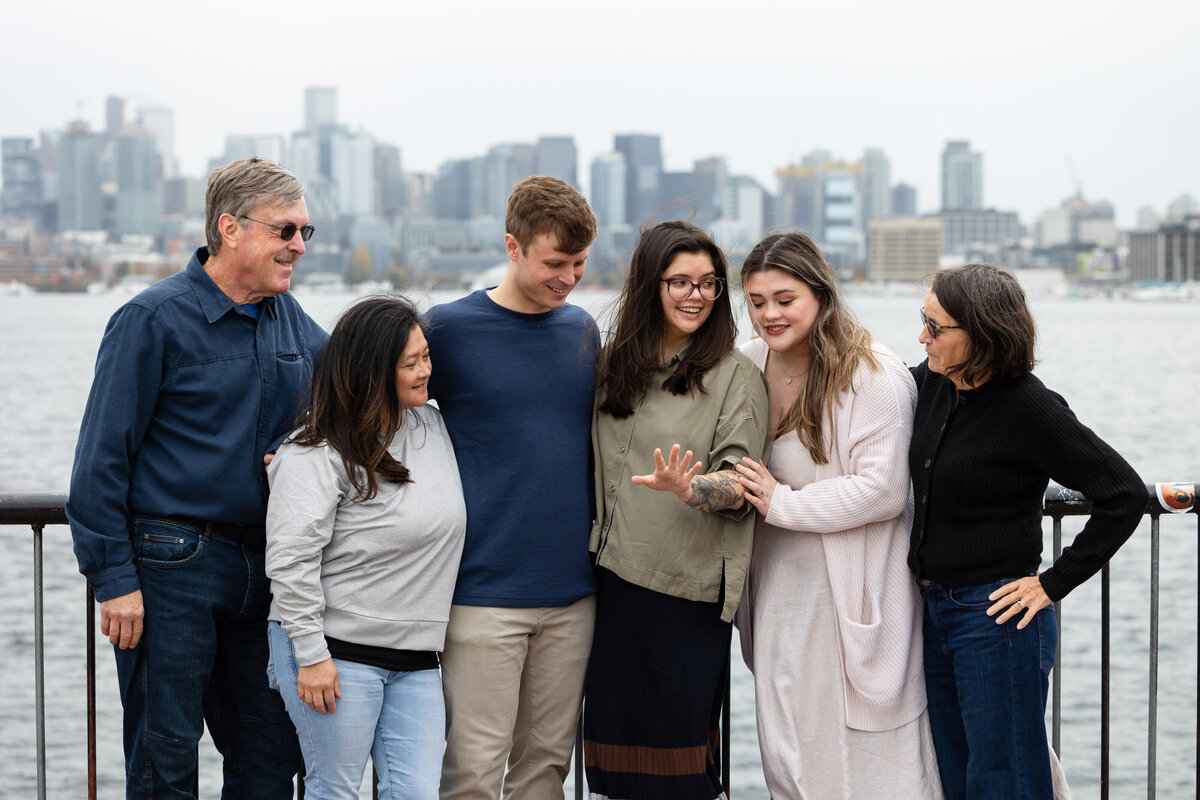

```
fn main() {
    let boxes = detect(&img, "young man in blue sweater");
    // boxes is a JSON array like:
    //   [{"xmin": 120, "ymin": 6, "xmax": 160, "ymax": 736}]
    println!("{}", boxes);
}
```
[{"xmin": 427, "ymin": 176, "xmax": 599, "ymax": 799}]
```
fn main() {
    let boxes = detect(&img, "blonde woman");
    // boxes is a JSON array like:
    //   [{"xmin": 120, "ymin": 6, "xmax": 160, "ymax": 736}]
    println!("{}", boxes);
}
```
[{"xmin": 734, "ymin": 232, "xmax": 942, "ymax": 799}]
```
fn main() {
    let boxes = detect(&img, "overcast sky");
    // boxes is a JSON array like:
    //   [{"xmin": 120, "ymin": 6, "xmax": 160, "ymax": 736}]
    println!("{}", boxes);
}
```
[{"xmin": 5, "ymin": 0, "xmax": 1196, "ymax": 227}]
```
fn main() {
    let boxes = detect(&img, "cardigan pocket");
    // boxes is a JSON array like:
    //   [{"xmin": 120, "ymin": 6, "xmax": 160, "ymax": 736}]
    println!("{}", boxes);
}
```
[{"xmin": 837, "ymin": 615, "xmax": 908, "ymax": 705}]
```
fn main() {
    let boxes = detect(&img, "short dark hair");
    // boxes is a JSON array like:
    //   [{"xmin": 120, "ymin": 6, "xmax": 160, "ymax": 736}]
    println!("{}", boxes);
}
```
[
  {"xmin": 597, "ymin": 220, "xmax": 736, "ymax": 417},
  {"xmin": 291, "ymin": 295, "xmax": 424, "ymax": 500},
  {"xmin": 505, "ymin": 175, "xmax": 597, "ymax": 255},
  {"xmin": 927, "ymin": 262, "xmax": 1037, "ymax": 386}
]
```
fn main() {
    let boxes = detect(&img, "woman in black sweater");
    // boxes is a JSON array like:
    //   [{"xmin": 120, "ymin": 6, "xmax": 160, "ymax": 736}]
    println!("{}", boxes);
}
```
[{"xmin": 909, "ymin": 263, "xmax": 1146, "ymax": 799}]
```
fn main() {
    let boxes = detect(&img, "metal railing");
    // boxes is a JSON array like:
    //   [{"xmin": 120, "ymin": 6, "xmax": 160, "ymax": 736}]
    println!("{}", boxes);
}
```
[
  {"xmin": 2, "ymin": 484, "xmax": 1195, "ymax": 799},
  {"xmin": 1043, "ymin": 481, "xmax": 1199, "ymax": 800}
]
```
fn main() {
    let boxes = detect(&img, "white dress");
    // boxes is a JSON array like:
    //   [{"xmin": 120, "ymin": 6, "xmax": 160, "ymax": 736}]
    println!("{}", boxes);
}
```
[{"xmin": 742, "ymin": 432, "xmax": 944, "ymax": 800}]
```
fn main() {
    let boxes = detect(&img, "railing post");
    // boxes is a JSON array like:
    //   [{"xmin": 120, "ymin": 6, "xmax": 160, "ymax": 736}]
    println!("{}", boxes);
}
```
[
  {"xmin": 722, "ymin": 649, "xmax": 731, "ymax": 797},
  {"xmin": 1052, "ymin": 516, "xmax": 1063, "ymax": 756},
  {"xmin": 33, "ymin": 523, "xmax": 47, "ymax": 800},
  {"xmin": 1148, "ymin": 514, "xmax": 1161, "ymax": 800},
  {"xmin": 87, "ymin": 586, "xmax": 97, "ymax": 800},
  {"xmin": 575, "ymin": 711, "xmax": 584, "ymax": 799},
  {"xmin": 1101, "ymin": 562, "xmax": 1111, "ymax": 800}
]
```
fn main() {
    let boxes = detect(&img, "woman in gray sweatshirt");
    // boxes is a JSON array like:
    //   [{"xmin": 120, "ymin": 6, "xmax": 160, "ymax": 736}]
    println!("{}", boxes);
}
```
[{"xmin": 265, "ymin": 295, "xmax": 466, "ymax": 800}]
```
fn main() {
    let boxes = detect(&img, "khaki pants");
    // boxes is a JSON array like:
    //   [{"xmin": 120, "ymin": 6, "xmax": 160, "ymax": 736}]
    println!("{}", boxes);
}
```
[{"xmin": 439, "ymin": 596, "xmax": 596, "ymax": 799}]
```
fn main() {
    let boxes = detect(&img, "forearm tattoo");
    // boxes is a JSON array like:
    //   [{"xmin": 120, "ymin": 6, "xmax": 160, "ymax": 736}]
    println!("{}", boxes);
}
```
[{"xmin": 686, "ymin": 470, "xmax": 744, "ymax": 512}]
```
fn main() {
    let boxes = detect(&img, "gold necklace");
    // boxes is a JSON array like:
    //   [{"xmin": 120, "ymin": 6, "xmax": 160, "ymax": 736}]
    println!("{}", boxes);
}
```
[{"xmin": 771, "ymin": 352, "xmax": 807, "ymax": 385}]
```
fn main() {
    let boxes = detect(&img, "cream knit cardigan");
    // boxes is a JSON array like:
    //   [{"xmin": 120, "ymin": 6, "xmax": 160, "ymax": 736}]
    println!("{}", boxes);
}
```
[{"xmin": 738, "ymin": 338, "xmax": 927, "ymax": 731}]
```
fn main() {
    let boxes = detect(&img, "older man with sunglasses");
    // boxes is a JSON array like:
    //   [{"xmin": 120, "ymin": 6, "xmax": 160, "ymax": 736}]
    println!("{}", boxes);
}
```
[{"xmin": 68, "ymin": 157, "xmax": 327, "ymax": 799}]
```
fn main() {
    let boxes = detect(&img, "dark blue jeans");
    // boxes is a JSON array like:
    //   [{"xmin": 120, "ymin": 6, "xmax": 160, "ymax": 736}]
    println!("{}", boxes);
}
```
[
  {"xmin": 113, "ymin": 515, "xmax": 301, "ymax": 799},
  {"xmin": 921, "ymin": 578, "xmax": 1057, "ymax": 800}
]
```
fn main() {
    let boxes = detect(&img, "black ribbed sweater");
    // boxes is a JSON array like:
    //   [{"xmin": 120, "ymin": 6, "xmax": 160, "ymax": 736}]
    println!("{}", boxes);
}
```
[{"xmin": 908, "ymin": 361, "xmax": 1147, "ymax": 602}]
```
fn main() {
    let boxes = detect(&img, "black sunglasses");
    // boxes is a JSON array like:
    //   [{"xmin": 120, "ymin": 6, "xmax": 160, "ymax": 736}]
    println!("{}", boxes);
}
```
[
  {"xmin": 920, "ymin": 308, "xmax": 962, "ymax": 339},
  {"xmin": 240, "ymin": 215, "xmax": 315, "ymax": 242}
]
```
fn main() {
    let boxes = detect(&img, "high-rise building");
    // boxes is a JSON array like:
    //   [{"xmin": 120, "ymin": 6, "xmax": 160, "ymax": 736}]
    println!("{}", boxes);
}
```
[
  {"xmin": 691, "ymin": 157, "xmax": 728, "ymax": 226},
  {"xmin": 535, "ymin": 136, "xmax": 578, "ymax": 188},
  {"xmin": 926, "ymin": 208, "xmax": 1019, "ymax": 256},
  {"xmin": 941, "ymin": 140, "xmax": 983, "ymax": 211},
  {"xmin": 867, "ymin": 218, "xmax": 942, "ymax": 281},
  {"xmin": 590, "ymin": 153, "xmax": 626, "ymax": 229},
  {"xmin": 776, "ymin": 164, "xmax": 820, "ymax": 234},
  {"xmin": 305, "ymin": 87, "xmax": 338, "ymax": 134},
  {"xmin": 480, "ymin": 143, "xmax": 535, "ymax": 219},
  {"xmin": 138, "ymin": 105, "xmax": 178, "ymax": 179},
  {"xmin": 374, "ymin": 142, "xmax": 404, "ymax": 218},
  {"xmin": 614, "ymin": 134, "xmax": 663, "ymax": 227},
  {"xmin": 711, "ymin": 175, "xmax": 767, "ymax": 248},
  {"xmin": 433, "ymin": 158, "xmax": 473, "ymax": 221},
  {"xmin": 288, "ymin": 132, "xmax": 321, "ymax": 188},
  {"xmin": 105, "ymin": 96, "xmax": 126, "ymax": 141},
  {"xmin": 224, "ymin": 135, "xmax": 286, "ymax": 166},
  {"xmin": 1129, "ymin": 217, "xmax": 1200, "ymax": 282},
  {"xmin": 115, "ymin": 127, "xmax": 161, "ymax": 237},
  {"xmin": 860, "ymin": 148, "xmax": 892, "ymax": 226},
  {"xmin": 891, "ymin": 183, "xmax": 918, "ymax": 217},
  {"xmin": 331, "ymin": 130, "xmax": 376, "ymax": 217},
  {"xmin": 58, "ymin": 121, "xmax": 104, "ymax": 231},
  {"xmin": 819, "ymin": 162, "xmax": 864, "ymax": 264},
  {"xmin": 1167, "ymin": 193, "xmax": 1197, "ymax": 222},
  {"xmin": 1, "ymin": 138, "xmax": 44, "ymax": 221}
]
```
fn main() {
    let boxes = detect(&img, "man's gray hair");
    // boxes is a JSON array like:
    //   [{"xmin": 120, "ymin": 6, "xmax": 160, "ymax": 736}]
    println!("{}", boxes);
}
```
[{"xmin": 204, "ymin": 157, "xmax": 306, "ymax": 256}]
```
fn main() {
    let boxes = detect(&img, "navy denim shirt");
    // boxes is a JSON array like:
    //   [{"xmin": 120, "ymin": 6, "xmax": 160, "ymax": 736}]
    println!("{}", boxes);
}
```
[{"xmin": 67, "ymin": 248, "xmax": 328, "ymax": 602}]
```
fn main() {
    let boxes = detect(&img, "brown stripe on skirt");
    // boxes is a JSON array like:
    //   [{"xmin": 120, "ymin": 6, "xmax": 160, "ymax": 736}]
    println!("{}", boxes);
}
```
[{"xmin": 584, "ymin": 730, "xmax": 719, "ymax": 776}]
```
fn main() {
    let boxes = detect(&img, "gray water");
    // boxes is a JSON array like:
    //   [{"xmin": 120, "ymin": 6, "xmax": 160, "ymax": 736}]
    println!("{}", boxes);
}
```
[{"xmin": 1, "ymin": 286, "xmax": 1197, "ymax": 798}]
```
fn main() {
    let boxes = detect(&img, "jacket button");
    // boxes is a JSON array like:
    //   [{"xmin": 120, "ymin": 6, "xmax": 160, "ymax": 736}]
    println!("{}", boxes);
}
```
[
  {"xmin": 921, "ymin": 495, "xmax": 927, "ymax": 504},
  {"xmin": 924, "ymin": 458, "xmax": 932, "ymax": 468}
]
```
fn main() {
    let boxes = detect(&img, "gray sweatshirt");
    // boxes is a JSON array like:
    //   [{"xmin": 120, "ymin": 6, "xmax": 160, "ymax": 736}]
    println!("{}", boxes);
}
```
[{"xmin": 266, "ymin": 404, "xmax": 466, "ymax": 666}]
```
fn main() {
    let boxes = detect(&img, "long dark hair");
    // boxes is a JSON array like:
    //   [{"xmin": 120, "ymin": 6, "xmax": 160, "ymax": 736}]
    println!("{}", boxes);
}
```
[
  {"xmin": 926, "ymin": 262, "xmax": 1037, "ymax": 387},
  {"xmin": 291, "ymin": 295, "xmax": 423, "ymax": 500},
  {"xmin": 597, "ymin": 220, "xmax": 737, "ymax": 417},
  {"xmin": 741, "ymin": 232, "xmax": 878, "ymax": 464}
]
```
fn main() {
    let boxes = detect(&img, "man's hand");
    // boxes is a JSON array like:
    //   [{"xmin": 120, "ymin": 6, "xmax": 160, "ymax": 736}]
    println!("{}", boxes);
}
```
[
  {"xmin": 263, "ymin": 452, "xmax": 275, "ymax": 468},
  {"xmin": 99, "ymin": 590, "xmax": 145, "ymax": 649}
]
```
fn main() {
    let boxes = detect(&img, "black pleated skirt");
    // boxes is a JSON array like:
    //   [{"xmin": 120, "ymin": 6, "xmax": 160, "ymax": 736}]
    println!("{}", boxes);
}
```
[{"xmin": 583, "ymin": 567, "xmax": 730, "ymax": 800}]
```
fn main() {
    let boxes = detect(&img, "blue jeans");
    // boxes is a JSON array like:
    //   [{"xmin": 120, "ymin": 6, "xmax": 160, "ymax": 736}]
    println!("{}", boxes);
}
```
[
  {"xmin": 267, "ymin": 622, "xmax": 445, "ymax": 800},
  {"xmin": 114, "ymin": 515, "xmax": 301, "ymax": 799},
  {"xmin": 921, "ymin": 578, "xmax": 1058, "ymax": 800}
]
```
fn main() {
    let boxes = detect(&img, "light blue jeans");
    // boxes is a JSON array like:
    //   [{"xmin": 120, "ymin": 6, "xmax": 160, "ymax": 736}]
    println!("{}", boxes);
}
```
[{"xmin": 267, "ymin": 622, "xmax": 444, "ymax": 799}]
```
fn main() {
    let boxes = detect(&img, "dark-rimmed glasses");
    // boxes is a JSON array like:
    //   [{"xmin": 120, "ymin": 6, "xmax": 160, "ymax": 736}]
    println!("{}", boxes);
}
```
[
  {"xmin": 662, "ymin": 277, "xmax": 725, "ymax": 301},
  {"xmin": 240, "ymin": 215, "xmax": 315, "ymax": 242},
  {"xmin": 920, "ymin": 308, "xmax": 962, "ymax": 339}
]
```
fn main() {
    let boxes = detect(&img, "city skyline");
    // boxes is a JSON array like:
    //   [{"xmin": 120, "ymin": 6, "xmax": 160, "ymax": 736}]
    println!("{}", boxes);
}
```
[{"xmin": 4, "ymin": 0, "xmax": 1196, "ymax": 229}]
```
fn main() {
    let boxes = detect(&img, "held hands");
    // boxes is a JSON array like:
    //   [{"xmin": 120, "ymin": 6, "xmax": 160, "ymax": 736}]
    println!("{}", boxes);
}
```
[
  {"xmin": 99, "ymin": 589, "xmax": 145, "ymax": 649},
  {"xmin": 987, "ymin": 575, "xmax": 1051, "ymax": 630},
  {"xmin": 298, "ymin": 658, "xmax": 342, "ymax": 714},
  {"xmin": 735, "ymin": 457, "xmax": 777, "ymax": 515},
  {"xmin": 632, "ymin": 444, "xmax": 703, "ymax": 505}
]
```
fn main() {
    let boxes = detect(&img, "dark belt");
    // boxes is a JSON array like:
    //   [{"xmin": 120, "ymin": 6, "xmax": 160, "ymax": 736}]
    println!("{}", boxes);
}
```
[{"xmin": 168, "ymin": 516, "xmax": 266, "ymax": 550}]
